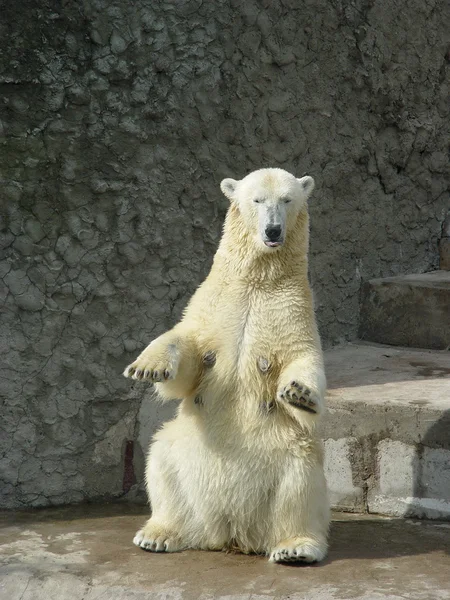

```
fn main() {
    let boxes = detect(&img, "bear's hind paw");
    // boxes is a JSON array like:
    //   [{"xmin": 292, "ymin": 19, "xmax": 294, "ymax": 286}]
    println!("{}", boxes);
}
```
[
  {"xmin": 269, "ymin": 537, "xmax": 327, "ymax": 563},
  {"xmin": 133, "ymin": 525, "xmax": 184, "ymax": 553}
]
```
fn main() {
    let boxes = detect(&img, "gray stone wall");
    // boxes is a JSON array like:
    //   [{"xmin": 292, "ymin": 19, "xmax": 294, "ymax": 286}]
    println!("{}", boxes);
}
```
[{"xmin": 1, "ymin": 0, "xmax": 449, "ymax": 508}]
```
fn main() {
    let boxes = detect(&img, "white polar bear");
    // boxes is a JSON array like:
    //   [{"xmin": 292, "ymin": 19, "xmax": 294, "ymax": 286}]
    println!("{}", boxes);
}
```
[{"xmin": 124, "ymin": 168, "xmax": 329, "ymax": 563}]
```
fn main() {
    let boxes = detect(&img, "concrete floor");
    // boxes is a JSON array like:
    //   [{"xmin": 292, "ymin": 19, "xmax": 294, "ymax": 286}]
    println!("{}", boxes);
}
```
[{"xmin": 1, "ymin": 505, "xmax": 449, "ymax": 600}]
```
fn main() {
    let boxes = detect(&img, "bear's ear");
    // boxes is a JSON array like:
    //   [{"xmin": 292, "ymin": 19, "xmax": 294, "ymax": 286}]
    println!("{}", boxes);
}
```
[
  {"xmin": 297, "ymin": 176, "xmax": 315, "ymax": 199},
  {"xmin": 220, "ymin": 178, "xmax": 238, "ymax": 202}
]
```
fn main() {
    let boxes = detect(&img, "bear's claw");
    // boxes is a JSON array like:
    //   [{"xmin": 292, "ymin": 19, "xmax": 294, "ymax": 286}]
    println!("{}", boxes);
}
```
[
  {"xmin": 123, "ymin": 363, "xmax": 176, "ymax": 382},
  {"xmin": 269, "ymin": 537, "xmax": 327, "ymax": 563},
  {"xmin": 124, "ymin": 342, "xmax": 180, "ymax": 382},
  {"xmin": 278, "ymin": 381, "xmax": 318, "ymax": 413}
]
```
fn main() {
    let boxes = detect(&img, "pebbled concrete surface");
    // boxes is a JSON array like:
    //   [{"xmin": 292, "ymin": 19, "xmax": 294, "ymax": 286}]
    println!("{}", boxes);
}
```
[
  {"xmin": 1, "ymin": 0, "xmax": 450, "ymax": 509},
  {"xmin": 1, "ymin": 505, "xmax": 450, "ymax": 600}
]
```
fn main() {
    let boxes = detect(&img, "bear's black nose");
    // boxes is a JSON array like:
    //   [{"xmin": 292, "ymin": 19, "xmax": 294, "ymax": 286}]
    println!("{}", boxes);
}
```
[{"xmin": 265, "ymin": 225, "xmax": 282, "ymax": 241}]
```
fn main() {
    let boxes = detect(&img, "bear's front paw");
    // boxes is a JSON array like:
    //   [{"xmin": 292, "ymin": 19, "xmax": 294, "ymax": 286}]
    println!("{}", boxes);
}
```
[
  {"xmin": 124, "ymin": 343, "xmax": 179, "ymax": 382},
  {"xmin": 278, "ymin": 381, "xmax": 319, "ymax": 414}
]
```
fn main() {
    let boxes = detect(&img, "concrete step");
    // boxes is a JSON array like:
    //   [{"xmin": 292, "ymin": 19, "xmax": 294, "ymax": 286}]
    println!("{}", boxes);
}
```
[
  {"xmin": 1, "ymin": 505, "xmax": 450, "ymax": 600},
  {"xmin": 359, "ymin": 270, "xmax": 450, "ymax": 350},
  {"xmin": 323, "ymin": 342, "xmax": 450, "ymax": 520}
]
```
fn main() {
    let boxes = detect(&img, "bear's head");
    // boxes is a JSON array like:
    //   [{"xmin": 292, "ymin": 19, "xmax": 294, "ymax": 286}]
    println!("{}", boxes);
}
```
[{"xmin": 220, "ymin": 168, "xmax": 314, "ymax": 252}]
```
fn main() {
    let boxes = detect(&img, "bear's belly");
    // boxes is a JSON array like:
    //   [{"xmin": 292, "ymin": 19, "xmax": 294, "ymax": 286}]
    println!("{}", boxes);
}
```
[
  {"xmin": 180, "ymin": 381, "xmax": 314, "ymax": 455},
  {"xmin": 187, "ymin": 347, "xmax": 301, "ymax": 453}
]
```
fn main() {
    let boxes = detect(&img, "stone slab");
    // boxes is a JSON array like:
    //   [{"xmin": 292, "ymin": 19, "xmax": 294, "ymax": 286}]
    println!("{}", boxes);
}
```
[
  {"xmin": 359, "ymin": 270, "xmax": 450, "ymax": 349},
  {"xmin": 1, "ymin": 505, "xmax": 450, "ymax": 600},
  {"xmin": 323, "ymin": 342, "xmax": 450, "ymax": 519}
]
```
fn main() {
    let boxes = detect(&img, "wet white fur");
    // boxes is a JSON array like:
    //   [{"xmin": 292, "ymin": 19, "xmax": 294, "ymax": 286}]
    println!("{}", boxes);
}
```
[{"xmin": 125, "ymin": 168, "xmax": 329, "ymax": 563}]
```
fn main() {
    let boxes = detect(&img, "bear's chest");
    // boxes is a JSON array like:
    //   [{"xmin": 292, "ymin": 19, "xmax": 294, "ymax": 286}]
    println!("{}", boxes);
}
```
[{"xmin": 206, "ymin": 283, "xmax": 301, "ymax": 379}]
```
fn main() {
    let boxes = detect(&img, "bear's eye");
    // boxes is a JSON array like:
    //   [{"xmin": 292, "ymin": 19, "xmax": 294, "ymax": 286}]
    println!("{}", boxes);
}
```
[
  {"xmin": 253, "ymin": 198, "xmax": 263, "ymax": 204},
  {"xmin": 282, "ymin": 197, "xmax": 292, "ymax": 204}
]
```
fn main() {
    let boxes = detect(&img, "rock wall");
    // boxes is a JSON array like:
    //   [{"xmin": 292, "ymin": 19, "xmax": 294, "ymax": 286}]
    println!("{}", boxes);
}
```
[{"xmin": 1, "ymin": 0, "xmax": 449, "ymax": 507}]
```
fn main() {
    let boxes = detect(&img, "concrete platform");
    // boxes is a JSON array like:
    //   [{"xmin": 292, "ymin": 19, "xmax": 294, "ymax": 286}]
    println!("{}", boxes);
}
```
[
  {"xmin": 132, "ymin": 342, "xmax": 450, "ymax": 521},
  {"xmin": 359, "ymin": 270, "xmax": 450, "ymax": 349},
  {"xmin": 323, "ymin": 342, "xmax": 450, "ymax": 519},
  {"xmin": 1, "ymin": 505, "xmax": 450, "ymax": 600}
]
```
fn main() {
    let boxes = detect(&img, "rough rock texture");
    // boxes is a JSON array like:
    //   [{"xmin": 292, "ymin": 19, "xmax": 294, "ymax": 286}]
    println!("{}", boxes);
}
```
[{"xmin": 1, "ymin": 0, "xmax": 449, "ymax": 508}]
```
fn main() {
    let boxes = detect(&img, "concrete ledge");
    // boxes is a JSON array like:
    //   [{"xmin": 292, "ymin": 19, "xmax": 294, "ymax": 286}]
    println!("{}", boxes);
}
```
[{"xmin": 323, "ymin": 342, "xmax": 450, "ymax": 519}]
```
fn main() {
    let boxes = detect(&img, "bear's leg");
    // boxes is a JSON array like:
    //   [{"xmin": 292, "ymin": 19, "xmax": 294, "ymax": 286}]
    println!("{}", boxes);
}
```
[
  {"xmin": 133, "ymin": 439, "xmax": 187, "ymax": 552},
  {"xmin": 268, "ymin": 455, "xmax": 329, "ymax": 564},
  {"xmin": 124, "ymin": 325, "xmax": 202, "ymax": 399},
  {"xmin": 134, "ymin": 435, "xmax": 229, "ymax": 553}
]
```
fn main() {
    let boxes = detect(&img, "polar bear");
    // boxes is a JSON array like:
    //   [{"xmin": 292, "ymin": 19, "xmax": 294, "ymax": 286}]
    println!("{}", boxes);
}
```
[{"xmin": 124, "ymin": 168, "xmax": 329, "ymax": 563}]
